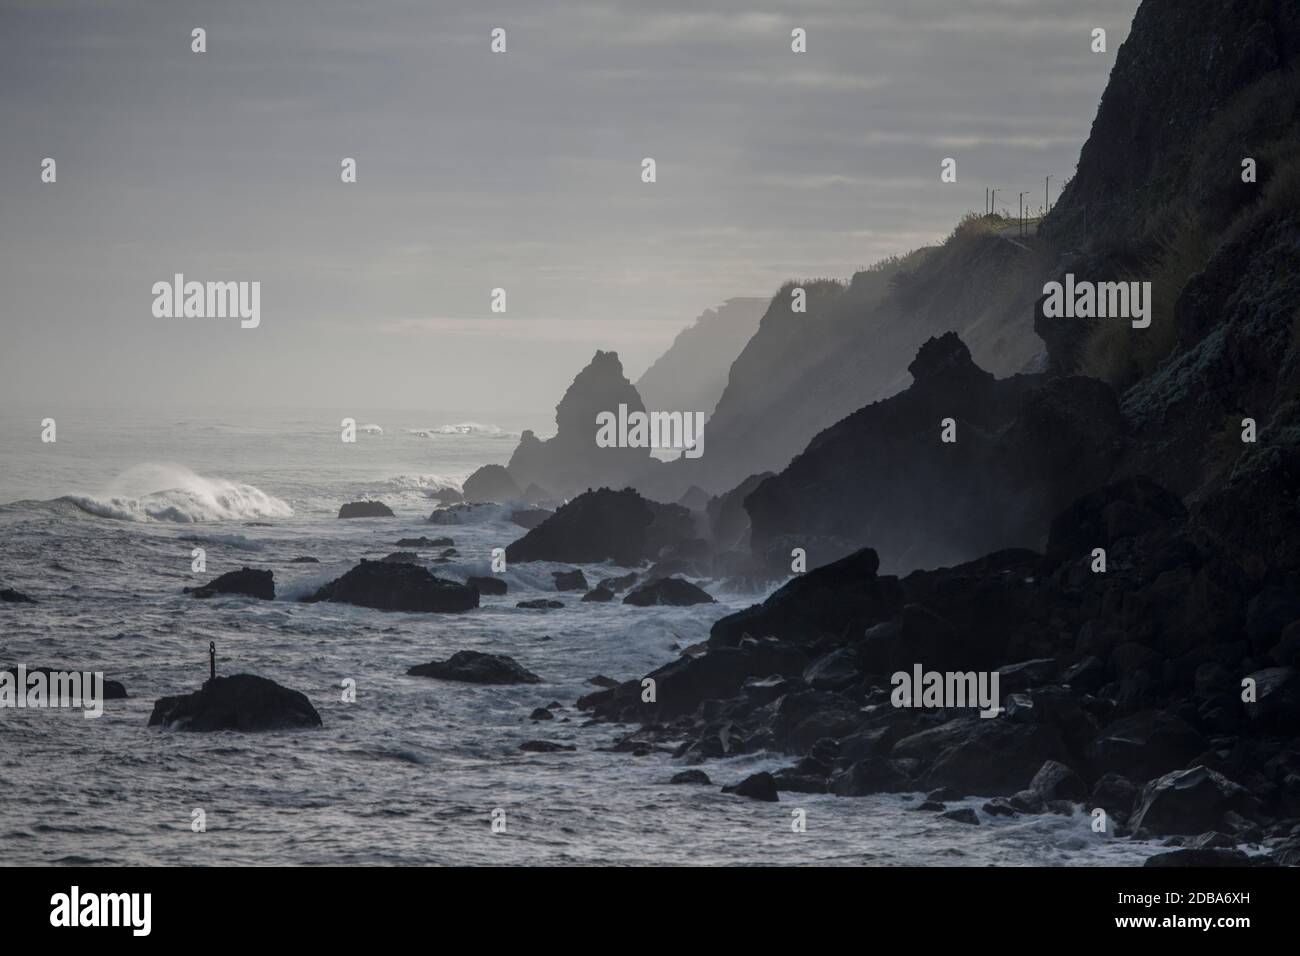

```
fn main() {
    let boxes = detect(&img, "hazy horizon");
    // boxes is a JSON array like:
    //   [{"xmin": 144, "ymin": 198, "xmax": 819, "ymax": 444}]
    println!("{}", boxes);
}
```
[{"xmin": 1, "ymin": 0, "xmax": 1137, "ymax": 414}]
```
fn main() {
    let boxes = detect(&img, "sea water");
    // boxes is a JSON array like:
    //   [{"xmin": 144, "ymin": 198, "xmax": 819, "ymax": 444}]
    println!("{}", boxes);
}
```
[{"xmin": 0, "ymin": 404, "xmax": 1161, "ymax": 865}]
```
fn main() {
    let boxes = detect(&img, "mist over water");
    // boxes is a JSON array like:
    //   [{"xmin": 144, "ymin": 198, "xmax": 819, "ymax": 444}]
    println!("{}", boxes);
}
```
[{"xmin": 0, "ymin": 407, "xmax": 1161, "ymax": 865}]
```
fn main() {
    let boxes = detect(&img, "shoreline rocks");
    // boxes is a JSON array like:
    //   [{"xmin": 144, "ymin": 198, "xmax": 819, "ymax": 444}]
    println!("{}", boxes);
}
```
[
  {"xmin": 303, "ymin": 560, "xmax": 478, "ymax": 613},
  {"xmin": 184, "ymin": 567, "xmax": 274, "ymax": 600},
  {"xmin": 149, "ymin": 674, "xmax": 321, "ymax": 731},
  {"xmin": 407, "ymin": 650, "xmax": 541, "ymax": 684},
  {"xmin": 338, "ymin": 500, "xmax": 394, "ymax": 518}
]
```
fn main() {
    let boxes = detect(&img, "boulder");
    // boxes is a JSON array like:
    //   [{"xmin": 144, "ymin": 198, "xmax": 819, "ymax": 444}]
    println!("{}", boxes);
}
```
[
  {"xmin": 553, "ymin": 569, "xmax": 589, "ymax": 592},
  {"xmin": 303, "ymin": 561, "xmax": 478, "ymax": 613},
  {"xmin": 396, "ymin": 536, "xmax": 454, "ymax": 547},
  {"xmin": 829, "ymin": 758, "xmax": 914, "ymax": 796},
  {"xmin": 505, "ymin": 487, "xmax": 693, "ymax": 567},
  {"xmin": 710, "ymin": 547, "xmax": 902, "ymax": 648},
  {"xmin": 1027, "ymin": 759, "xmax": 1089, "ymax": 802},
  {"xmin": 0, "ymin": 588, "xmax": 35, "ymax": 603},
  {"xmin": 184, "ymin": 567, "xmax": 274, "ymax": 600},
  {"xmin": 379, "ymin": 551, "xmax": 419, "ymax": 564},
  {"xmin": 942, "ymin": 807, "xmax": 980, "ymax": 825},
  {"xmin": 623, "ymin": 577, "xmax": 715, "ymax": 607},
  {"xmin": 670, "ymin": 769, "xmax": 712, "ymax": 785},
  {"xmin": 337, "ymin": 500, "xmax": 394, "ymax": 518},
  {"xmin": 520, "ymin": 740, "xmax": 575, "ymax": 753},
  {"xmin": 148, "ymin": 674, "xmax": 321, "ymax": 731},
  {"xmin": 581, "ymin": 587, "xmax": 614, "ymax": 603},
  {"xmin": 1, "ymin": 667, "xmax": 128, "ymax": 700},
  {"xmin": 1143, "ymin": 848, "xmax": 1253, "ymax": 867},
  {"xmin": 467, "ymin": 575, "xmax": 508, "ymax": 596},
  {"xmin": 461, "ymin": 464, "xmax": 520, "ymax": 503},
  {"xmin": 722, "ymin": 771, "xmax": 779, "ymax": 802},
  {"xmin": 517, "ymin": 599, "xmax": 564, "ymax": 609},
  {"xmin": 407, "ymin": 651, "xmax": 541, "ymax": 684},
  {"xmin": 1130, "ymin": 766, "xmax": 1255, "ymax": 836}
]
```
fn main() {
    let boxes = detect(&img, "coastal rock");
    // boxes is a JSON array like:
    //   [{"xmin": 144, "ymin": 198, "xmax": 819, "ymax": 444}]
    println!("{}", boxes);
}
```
[
  {"xmin": 505, "ymin": 487, "xmax": 693, "ymax": 567},
  {"xmin": 722, "ymin": 771, "xmax": 779, "ymax": 802},
  {"xmin": 520, "ymin": 740, "xmax": 575, "ymax": 753},
  {"xmin": 670, "ymin": 769, "xmax": 712, "ymax": 785},
  {"xmin": 379, "ymin": 551, "xmax": 419, "ymax": 564},
  {"xmin": 148, "ymin": 674, "xmax": 321, "ymax": 731},
  {"xmin": 407, "ymin": 650, "xmax": 541, "ymax": 685},
  {"xmin": 581, "ymin": 586, "xmax": 614, "ymax": 603},
  {"xmin": 184, "ymin": 567, "xmax": 275, "ymax": 601},
  {"xmin": 1088, "ymin": 711, "xmax": 1206, "ymax": 780},
  {"xmin": 0, "ymin": 588, "xmax": 35, "ymax": 603},
  {"xmin": 552, "ymin": 569, "xmax": 589, "ymax": 592},
  {"xmin": 396, "ymin": 536, "xmax": 454, "ymax": 548},
  {"xmin": 462, "ymin": 464, "xmax": 520, "ymax": 503},
  {"xmin": 466, "ymin": 575, "xmax": 508, "ymax": 596},
  {"xmin": 504, "ymin": 350, "xmax": 655, "ymax": 499},
  {"xmin": 622, "ymin": 577, "xmax": 715, "ymax": 607},
  {"xmin": 289, "ymin": 556, "xmax": 319, "ymax": 564},
  {"xmin": 1027, "ymin": 759, "xmax": 1089, "ymax": 802},
  {"xmin": 337, "ymin": 500, "xmax": 394, "ymax": 518},
  {"xmin": 517, "ymin": 599, "xmax": 563, "ymax": 609},
  {"xmin": 303, "ymin": 560, "xmax": 478, "ymax": 613},
  {"xmin": 942, "ymin": 807, "xmax": 980, "ymax": 825},
  {"xmin": 1142, "ymin": 848, "xmax": 1254, "ymax": 867},
  {"xmin": 710, "ymin": 547, "xmax": 901, "ymax": 648},
  {"xmin": 1, "ymin": 667, "xmax": 128, "ymax": 700},
  {"xmin": 1130, "ymin": 766, "xmax": 1256, "ymax": 836}
]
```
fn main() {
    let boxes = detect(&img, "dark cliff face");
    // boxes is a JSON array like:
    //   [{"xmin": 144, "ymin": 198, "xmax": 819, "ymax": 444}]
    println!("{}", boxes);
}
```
[
  {"xmin": 746, "ymin": 0, "xmax": 1300, "ymax": 579},
  {"xmin": 634, "ymin": 297, "xmax": 766, "ymax": 422},
  {"xmin": 1046, "ymin": 0, "xmax": 1300, "ymax": 243},
  {"xmin": 745, "ymin": 334, "xmax": 1126, "ymax": 574},
  {"xmin": 504, "ymin": 350, "xmax": 654, "ymax": 499}
]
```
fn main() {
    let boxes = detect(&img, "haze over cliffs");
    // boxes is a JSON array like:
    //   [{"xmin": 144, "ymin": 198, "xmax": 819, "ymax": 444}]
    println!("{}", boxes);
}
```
[{"xmin": 634, "ymin": 297, "xmax": 766, "ymax": 422}]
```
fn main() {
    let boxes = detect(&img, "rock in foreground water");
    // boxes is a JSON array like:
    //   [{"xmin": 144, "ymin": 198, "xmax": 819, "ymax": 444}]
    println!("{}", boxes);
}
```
[{"xmin": 149, "ymin": 674, "xmax": 322, "ymax": 731}]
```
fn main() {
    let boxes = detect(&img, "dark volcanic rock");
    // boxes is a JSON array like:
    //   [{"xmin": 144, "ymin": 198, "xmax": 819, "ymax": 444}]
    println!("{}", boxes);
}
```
[
  {"xmin": 744, "ymin": 334, "xmax": 1125, "ymax": 575},
  {"xmin": 462, "ymin": 464, "xmax": 520, "ymax": 503},
  {"xmin": 505, "ymin": 350, "xmax": 655, "ymax": 499},
  {"xmin": 184, "ymin": 567, "xmax": 275, "ymax": 600},
  {"xmin": 711, "ymin": 547, "xmax": 901, "ymax": 648},
  {"xmin": 552, "ymin": 569, "xmax": 589, "ymax": 592},
  {"xmin": 1, "ymin": 667, "xmax": 128, "ymax": 700},
  {"xmin": 505, "ymin": 487, "xmax": 693, "ymax": 567},
  {"xmin": 1143, "ymin": 848, "xmax": 1254, "ymax": 868},
  {"xmin": 0, "ymin": 588, "xmax": 35, "ymax": 603},
  {"xmin": 670, "ymin": 769, "xmax": 712, "ymax": 785},
  {"xmin": 289, "ymin": 556, "xmax": 319, "ymax": 564},
  {"xmin": 303, "ymin": 560, "xmax": 478, "ymax": 613},
  {"xmin": 337, "ymin": 500, "xmax": 394, "ymax": 518},
  {"xmin": 517, "ymin": 599, "xmax": 563, "ymax": 609},
  {"xmin": 396, "ymin": 536, "xmax": 454, "ymax": 548},
  {"xmin": 520, "ymin": 740, "xmax": 575, "ymax": 752},
  {"xmin": 407, "ymin": 650, "xmax": 541, "ymax": 684},
  {"xmin": 623, "ymin": 577, "xmax": 715, "ymax": 607},
  {"xmin": 149, "ymin": 674, "xmax": 321, "ymax": 731},
  {"xmin": 942, "ymin": 807, "xmax": 980, "ymax": 825},
  {"xmin": 379, "ymin": 551, "xmax": 419, "ymax": 564},
  {"xmin": 467, "ymin": 575, "xmax": 508, "ymax": 596},
  {"xmin": 722, "ymin": 771, "xmax": 779, "ymax": 802},
  {"xmin": 529, "ymin": 707, "xmax": 554, "ymax": 721},
  {"xmin": 1130, "ymin": 766, "xmax": 1256, "ymax": 837},
  {"xmin": 830, "ymin": 758, "xmax": 914, "ymax": 796},
  {"xmin": 581, "ymin": 586, "xmax": 614, "ymax": 603},
  {"xmin": 1027, "ymin": 759, "xmax": 1089, "ymax": 802}
]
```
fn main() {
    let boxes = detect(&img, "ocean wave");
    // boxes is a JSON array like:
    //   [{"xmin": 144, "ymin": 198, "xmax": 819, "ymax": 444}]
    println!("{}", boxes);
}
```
[
  {"xmin": 382, "ymin": 474, "xmax": 465, "ymax": 494},
  {"xmin": 61, "ymin": 464, "xmax": 293, "ymax": 524},
  {"xmin": 407, "ymin": 422, "xmax": 517, "ymax": 439}
]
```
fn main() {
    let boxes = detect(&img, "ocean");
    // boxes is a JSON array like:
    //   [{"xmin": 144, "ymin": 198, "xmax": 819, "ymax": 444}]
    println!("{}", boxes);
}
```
[{"xmin": 0, "ymin": 405, "xmax": 1162, "ymax": 865}]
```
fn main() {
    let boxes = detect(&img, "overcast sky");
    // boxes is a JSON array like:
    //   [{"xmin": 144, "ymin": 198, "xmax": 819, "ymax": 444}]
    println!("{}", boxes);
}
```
[{"xmin": 0, "ymin": 0, "xmax": 1138, "ymax": 414}]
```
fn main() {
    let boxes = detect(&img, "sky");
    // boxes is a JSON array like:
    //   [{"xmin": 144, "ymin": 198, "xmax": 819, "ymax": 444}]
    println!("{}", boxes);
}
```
[{"xmin": 0, "ymin": 0, "xmax": 1138, "ymax": 415}]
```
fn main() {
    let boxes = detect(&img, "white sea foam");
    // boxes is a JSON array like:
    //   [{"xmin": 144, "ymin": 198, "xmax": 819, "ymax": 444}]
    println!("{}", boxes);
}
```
[
  {"xmin": 63, "ymin": 464, "xmax": 292, "ymax": 524},
  {"xmin": 408, "ymin": 422, "xmax": 517, "ymax": 439}
]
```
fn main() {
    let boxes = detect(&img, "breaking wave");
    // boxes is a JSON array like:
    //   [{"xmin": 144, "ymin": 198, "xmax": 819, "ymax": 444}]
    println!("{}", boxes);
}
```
[{"xmin": 61, "ymin": 464, "xmax": 293, "ymax": 524}]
